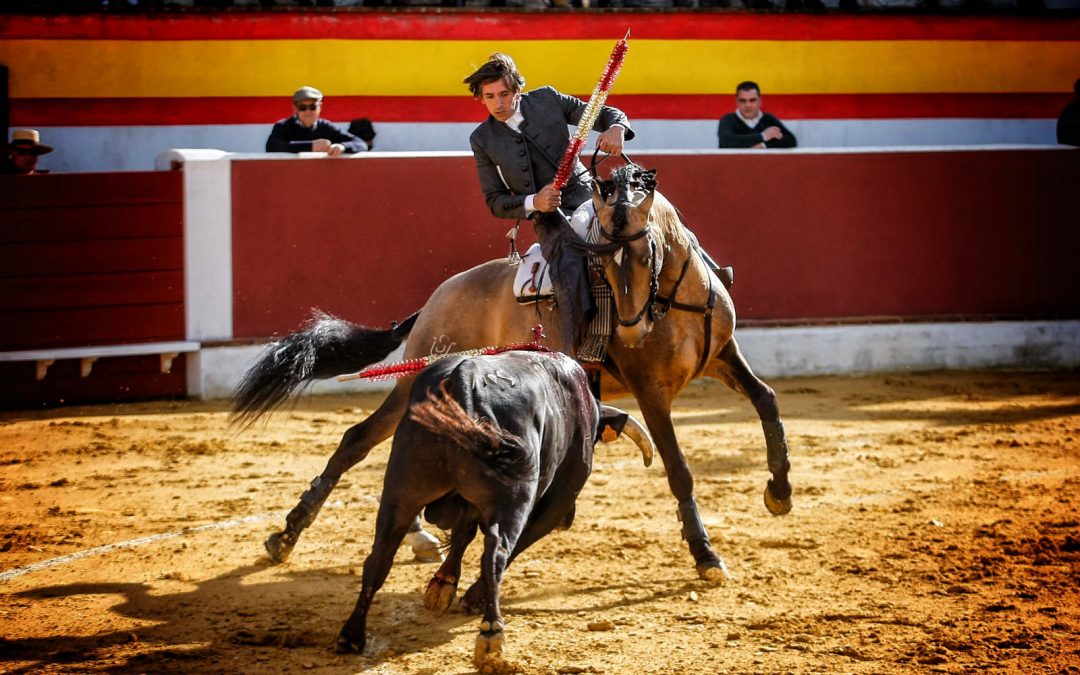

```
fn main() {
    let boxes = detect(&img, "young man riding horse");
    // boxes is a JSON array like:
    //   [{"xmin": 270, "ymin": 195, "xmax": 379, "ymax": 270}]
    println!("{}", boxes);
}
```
[{"xmin": 464, "ymin": 52, "xmax": 635, "ymax": 356}]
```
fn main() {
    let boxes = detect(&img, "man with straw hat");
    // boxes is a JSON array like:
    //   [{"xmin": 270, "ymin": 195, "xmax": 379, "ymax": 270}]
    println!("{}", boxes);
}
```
[{"xmin": 2, "ymin": 129, "xmax": 53, "ymax": 175}]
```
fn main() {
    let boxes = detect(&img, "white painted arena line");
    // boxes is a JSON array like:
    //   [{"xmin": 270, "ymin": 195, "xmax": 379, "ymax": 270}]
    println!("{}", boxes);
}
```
[{"xmin": 0, "ymin": 497, "xmax": 376, "ymax": 583}]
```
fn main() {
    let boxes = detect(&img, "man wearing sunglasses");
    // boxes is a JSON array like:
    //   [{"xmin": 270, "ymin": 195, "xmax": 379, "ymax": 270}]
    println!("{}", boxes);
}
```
[
  {"xmin": 2, "ymin": 129, "xmax": 53, "ymax": 175},
  {"xmin": 266, "ymin": 86, "xmax": 367, "ymax": 156}
]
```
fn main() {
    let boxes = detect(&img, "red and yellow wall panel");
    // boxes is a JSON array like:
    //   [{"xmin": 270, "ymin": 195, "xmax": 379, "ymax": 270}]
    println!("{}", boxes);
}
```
[{"xmin": 2, "ymin": 12, "xmax": 1077, "ymax": 126}]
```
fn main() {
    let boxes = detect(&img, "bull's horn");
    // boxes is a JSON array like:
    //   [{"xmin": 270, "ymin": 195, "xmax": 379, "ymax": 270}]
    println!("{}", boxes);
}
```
[{"xmin": 622, "ymin": 414, "xmax": 654, "ymax": 468}]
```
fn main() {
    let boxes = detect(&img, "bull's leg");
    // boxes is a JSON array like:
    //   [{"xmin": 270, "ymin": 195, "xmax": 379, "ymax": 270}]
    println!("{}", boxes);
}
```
[
  {"xmin": 265, "ymin": 384, "xmax": 410, "ymax": 564},
  {"xmin": 635, "ymin": 393, "xmax": 730, "ymax": 582},
  {"xmin": 336, "ymin": 501, "xmax": 418, "ymax": 653},
  {"xmin": 714, "ymin": 338, "xmax": 793, "ymax": 515},
  {"xmin": 461, "ymin": 472, "xmax": 584, "ymax": 613},
  {"xmin": 424, "ymin": 519, "xmax": 478, "ymax": 615},
  {"xmin": 473, "ymin": 523, "xmax": 512, "ymax": 669}
]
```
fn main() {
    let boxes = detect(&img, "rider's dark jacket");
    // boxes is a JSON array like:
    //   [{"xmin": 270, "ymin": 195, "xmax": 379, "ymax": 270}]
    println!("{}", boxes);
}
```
[{"xmin": 469, "ymin": 86, "xmax": 635, "ymax": 220}]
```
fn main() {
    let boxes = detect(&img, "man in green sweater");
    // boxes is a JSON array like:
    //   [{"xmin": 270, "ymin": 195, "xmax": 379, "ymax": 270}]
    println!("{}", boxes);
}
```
[{"xmin": 717, "ymin": 81, "xmax": 797, "ymax": 149}]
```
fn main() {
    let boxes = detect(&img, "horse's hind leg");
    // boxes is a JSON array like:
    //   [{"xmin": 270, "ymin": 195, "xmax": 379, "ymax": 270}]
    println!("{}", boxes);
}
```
[
  {"xmin": 714, "ymin": 338, "xmax": 793, "ymax": 515},
  {"xmin": 265, "ymin": 383, "xmax": 411, "ymax": 564}
]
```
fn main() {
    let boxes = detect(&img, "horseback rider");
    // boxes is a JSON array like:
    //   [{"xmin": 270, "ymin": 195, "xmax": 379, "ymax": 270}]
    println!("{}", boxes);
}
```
[{"xmin": 464, "ymin": 52, "xmax": 635, "ymax": 356}]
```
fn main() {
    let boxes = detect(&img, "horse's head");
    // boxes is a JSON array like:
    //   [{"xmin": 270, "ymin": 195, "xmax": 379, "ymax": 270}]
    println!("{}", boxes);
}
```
[{"xmin": 591, "ymin": 163, "xmax": 661, "ymax": 347}]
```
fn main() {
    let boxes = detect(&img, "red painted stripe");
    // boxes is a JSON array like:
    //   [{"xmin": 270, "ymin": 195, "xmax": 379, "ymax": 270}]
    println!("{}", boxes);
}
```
[
  {"xmin": 1, "ymin": 12, "xmax": 1078, "ymax": 41},
  {"xmin": 11, "ymin": 93, "xmax": 1070, "ymax": 127}
]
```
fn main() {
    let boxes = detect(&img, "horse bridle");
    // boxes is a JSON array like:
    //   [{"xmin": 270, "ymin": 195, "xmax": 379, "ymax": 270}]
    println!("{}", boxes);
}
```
[
  {"xmin": 576, "ymin": 152, "xmax": 718, "ymax": 370},
  {"xmin": 567, "ymin": 151, "xmax": 665, "ymax": 328}
]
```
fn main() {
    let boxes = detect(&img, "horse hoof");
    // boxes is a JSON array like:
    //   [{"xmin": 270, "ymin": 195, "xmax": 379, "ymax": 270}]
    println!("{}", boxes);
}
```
[
  {"xmin": 697, "ymin": 560, "xmax": 732, "ymax": 583},
  {"xmin": 764, "ymin": 484, "xmax": 793, "ymax": 516},
  {"xmin": 406, "ymin": 530, "xmax": 444, "ymax": 563},
  {"xmin": 424, "ymin": 574, "xmax": 458, "ymax": 615},
  {"xmin": 264, "ymin": 532, "xmax": 294, "ymax": 564},
  {"xmin": 473, "ymin": 630, "xmax": 505, "ymax": 668}
]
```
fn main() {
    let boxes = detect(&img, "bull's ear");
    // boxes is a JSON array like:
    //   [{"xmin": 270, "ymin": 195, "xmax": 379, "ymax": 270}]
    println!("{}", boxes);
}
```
[
  {"xmin": 596, "ymin": 408, "xmax": 629, "ymax": 444},
  {"xmin": 597, "ymin": 405, "xmax": 655, "ymax": 466}
]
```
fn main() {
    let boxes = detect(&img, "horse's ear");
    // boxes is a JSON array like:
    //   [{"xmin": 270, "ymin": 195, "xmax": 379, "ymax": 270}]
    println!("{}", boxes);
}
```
[
  {"xmin": 592, "ymin": 180, "xmax": 613, "ymax": 214},
  {"xmin": 641, "ymin": 169, "xmax": 657, "ymax": 194},
  {"xmin": 636, "ymin": 190, "xmax": 655, "ymax": 217}
]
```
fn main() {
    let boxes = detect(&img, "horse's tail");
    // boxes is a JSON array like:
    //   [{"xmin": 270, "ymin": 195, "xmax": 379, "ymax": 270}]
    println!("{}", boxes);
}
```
[
  {"xmin": 230, "ymin": 310, "xmax": 419, "ymax": 427},
  {"xmin": 408, "ymin": 380, "xmax": 536, "ymax": 486}
]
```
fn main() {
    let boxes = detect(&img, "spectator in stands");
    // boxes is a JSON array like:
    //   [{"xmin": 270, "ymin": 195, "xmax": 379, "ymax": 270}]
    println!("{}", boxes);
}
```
[
  {"xmin": 1, "ymin": 129, "xmax": 53, "ymax": 175},
  {"xmin": 266, "ymin": 86, "xmax": 367, "ymax": 155},
  {"xmin": 464, "ymin": 52, "xmax": 633, "ymax": 355},
  {"xmin": 718, "ymin": 81, "xmax": 797, "ymax": 149},
  {"xmin": 348, "ymin": 118, "xmax": 377, "ymax": 150},
  {"xmin": 1056, "ymin": 77, "xmax": 1080, "ymax": 146}
]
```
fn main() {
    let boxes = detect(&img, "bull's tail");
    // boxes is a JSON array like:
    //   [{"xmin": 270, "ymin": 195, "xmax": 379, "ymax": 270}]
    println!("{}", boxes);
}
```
[
  {"xmin": 408, "ymin": 381, "xmax": 536, "ymax": 485},
  {"xmin": 231, "ymin": 310, "xmax": 419, "ymax": 427}
]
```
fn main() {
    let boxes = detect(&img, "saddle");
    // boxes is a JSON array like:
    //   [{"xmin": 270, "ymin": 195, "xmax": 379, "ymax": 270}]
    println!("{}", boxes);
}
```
[
  {"xmin": 513, "ymin": 243, "xmax": 555, "ymax": 303},
  {"xmin": 512, "ymin": 203, "xmax": 597, "ymax": 305}
]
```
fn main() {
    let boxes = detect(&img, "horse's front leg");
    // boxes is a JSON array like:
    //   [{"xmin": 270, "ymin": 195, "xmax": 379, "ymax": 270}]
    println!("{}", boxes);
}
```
[
  {"xmin": 265, "ymin": 384, "xmax": 411, "ymax": 563},
  {"xmin": 715, "ymin": 338, "xmax": 792, "ymax": 515},
  {"xmin": 636, "ymin": 395, "xmax": 730, "ymax": 582}
]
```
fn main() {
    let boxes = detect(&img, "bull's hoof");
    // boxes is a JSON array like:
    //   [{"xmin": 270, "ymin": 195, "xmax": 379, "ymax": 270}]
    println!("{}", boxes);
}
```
[
  {"xmin": 405, "ymin": 529, "xmax": 444, "ymax": 563},
  {"xmin": 423, "ymin": 573, "xmax": 458, "ymax": 615},
  {"xmin": 696, "ymin": 559, "xmax": 732, "ymax": 583},
  {"xmin": 764, "ymin": 482, "xmax": 793, "ymax": 516},
  {"xmin": 264, "ymin": 531, "xmax": 294, "ymax": 564},
  {"xmin": 473, "ymin": 628, "xmax": 505, "ymax": 668},
  {"xmin": 335, "ymin": 629, "xmax": 365, "ymax": 654}
]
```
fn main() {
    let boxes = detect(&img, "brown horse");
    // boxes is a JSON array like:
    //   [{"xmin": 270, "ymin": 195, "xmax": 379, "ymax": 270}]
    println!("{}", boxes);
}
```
[{"xmin": 233, "ymin": 162, "xmax": 792, "ymax": 581}]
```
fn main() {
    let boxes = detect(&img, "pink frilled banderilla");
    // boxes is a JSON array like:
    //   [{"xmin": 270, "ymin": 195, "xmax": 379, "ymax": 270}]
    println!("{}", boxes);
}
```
[{"xmin": 551, "ymin": 31, "xmax": 631, "ymax": 191}]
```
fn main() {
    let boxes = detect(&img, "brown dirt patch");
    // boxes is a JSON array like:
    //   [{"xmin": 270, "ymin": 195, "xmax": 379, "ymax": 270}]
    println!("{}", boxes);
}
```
[{"xmin": 1, "ymin": 371, "xmax": 1078, "ymax": 674}]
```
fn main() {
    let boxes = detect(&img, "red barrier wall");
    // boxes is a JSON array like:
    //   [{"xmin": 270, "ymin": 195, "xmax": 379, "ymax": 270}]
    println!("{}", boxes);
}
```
[
  {"xmin": 0, "ymin": 171, "xmax": 187, "ymax": 406},
  {"xmin": 231, "ymin": 156, "xmax": 506, "ymax": 337},
  {"xmin": 230, "ymin": 148, "xmax": 1079, "ymax": 339}
]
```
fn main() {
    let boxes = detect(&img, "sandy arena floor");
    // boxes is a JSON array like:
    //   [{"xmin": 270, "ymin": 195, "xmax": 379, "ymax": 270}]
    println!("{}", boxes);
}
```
[{"xmin": 1, "ymin": 370, "xmax": 1078, "ymax": 674}]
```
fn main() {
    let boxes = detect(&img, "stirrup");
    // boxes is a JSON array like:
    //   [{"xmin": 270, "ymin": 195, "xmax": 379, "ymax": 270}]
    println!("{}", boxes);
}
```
[{"xmin": 577, "ymin": 283, "xmax": 612, "ymax": 363}]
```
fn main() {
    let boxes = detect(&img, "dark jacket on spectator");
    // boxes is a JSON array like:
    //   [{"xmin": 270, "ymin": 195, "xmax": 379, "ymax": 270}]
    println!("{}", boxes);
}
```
[
  {"xmin": 718, "ymin": 112, "xmax": 797, "ymax": 149},
  {"xmin": 266, "ymin": 116, "xmax": 367, "ymax": 153},
  {"xmin": 1057, "ymin": 98, "xmax": 1080, "ymax": 146}
]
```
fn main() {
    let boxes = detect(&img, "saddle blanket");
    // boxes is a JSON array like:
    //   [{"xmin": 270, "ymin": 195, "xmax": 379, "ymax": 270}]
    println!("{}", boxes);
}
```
[{"xmin": 513, "ymin": 202, "xmax": 596, "ymax": 304}]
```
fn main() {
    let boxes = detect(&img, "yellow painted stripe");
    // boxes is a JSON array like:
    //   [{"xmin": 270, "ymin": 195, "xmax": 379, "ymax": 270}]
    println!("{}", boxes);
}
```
[{"xmin": 3, "ymin": 39, "xmax": 1077, "ymax": 98}]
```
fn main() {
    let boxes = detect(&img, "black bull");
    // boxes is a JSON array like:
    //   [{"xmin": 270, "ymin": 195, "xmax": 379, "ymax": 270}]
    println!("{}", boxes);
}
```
[{"xmin": 335, "ymin": 350, "xmax": 654, "ymax": 667}]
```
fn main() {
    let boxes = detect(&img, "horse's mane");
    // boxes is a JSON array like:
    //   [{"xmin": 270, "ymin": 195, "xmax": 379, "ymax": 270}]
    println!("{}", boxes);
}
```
[{"xmin": 650, "ymin": 190, "xmax": 692, "ymax": 250}]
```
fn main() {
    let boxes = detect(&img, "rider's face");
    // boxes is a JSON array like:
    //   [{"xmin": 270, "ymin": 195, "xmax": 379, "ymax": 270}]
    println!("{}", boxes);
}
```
[
  {"xmin": 736, "ymin": 88, "xmax": 761, "ymax": 119},
  {"xmin": 479, "ymin": 79, "xmax": 520, "ymax": 123}
]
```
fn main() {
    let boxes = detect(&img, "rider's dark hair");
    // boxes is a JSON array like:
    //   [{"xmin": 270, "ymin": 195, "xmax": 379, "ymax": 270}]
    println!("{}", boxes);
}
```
[
  {"xmin": 464, "ymin": 53, "xmax": 526, "ymax": 98},
  {"xmin": 736, "ymin": 81, "xmax": 761, "ymax": 96}
]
